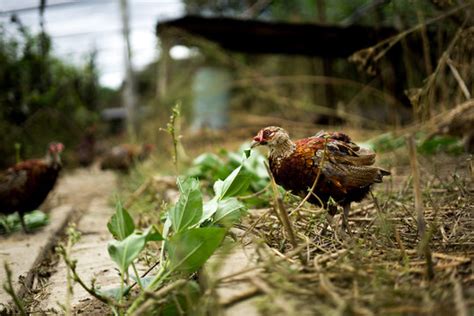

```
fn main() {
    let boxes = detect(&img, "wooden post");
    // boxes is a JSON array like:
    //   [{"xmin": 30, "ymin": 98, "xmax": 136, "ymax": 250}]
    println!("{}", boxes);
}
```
[
  {"xmin": 120, "ymin": 0, "xmax": 137, "ymax": 139},
  {"xmin": 157, "ymin": 34, "xmax": 171, "ymax": 101}
]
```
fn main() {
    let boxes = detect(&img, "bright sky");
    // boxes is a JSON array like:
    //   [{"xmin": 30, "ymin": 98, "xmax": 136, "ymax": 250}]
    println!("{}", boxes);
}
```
[{"xmin": 0, "ymin": 0, "xmax": 184, "ymax": 88}]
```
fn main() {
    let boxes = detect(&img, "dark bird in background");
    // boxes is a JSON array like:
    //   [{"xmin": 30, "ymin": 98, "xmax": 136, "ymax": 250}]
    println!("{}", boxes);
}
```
[
  {"xmin": 76, "ymin": 125, "xmax": 96, "ymax": 167},
  {"xmin": 0, "ymin": 142, "xmax": 64, "ymax": 233},
  {"xmin": 100, "ymin": 143, "xmax": 154, "ymax": 172},
  {"xmin": 251, "ymin": 126, "xmax": 390, "ymax": 231}
]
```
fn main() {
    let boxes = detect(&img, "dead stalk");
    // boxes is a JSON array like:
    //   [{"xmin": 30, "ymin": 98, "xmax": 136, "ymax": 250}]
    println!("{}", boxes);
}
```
[
  {"xmin": 220, "ymin": 286, "xmax": 261, "ymax": 307},
  {"xmin": 125, "ymin": 178, "xmax": 151, "ymax": 209},
  {"xmin": 129, "ymin": 279, "xmax": 187, "ymax": 316},
  {"xmin": 451, "ymin": 273, "xmax": 468, "ymax": 316},
  {"xmin": 406, "ymin": 136, "xmax": 425, "ymax": 237},
  {"xmin": 3, "ymin": 262, "xmax": 27, "ymax": 316},
  {"xmin": 264, "ymin": 162, "xmax": 299, "ymax": 252}
]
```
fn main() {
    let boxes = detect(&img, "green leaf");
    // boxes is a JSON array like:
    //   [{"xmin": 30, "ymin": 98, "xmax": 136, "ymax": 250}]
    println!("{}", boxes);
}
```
[
  {"xmin": 161, "ymin": 281, "xmax": 201, "ymax": 316},
  {"xmin": 199, "ymin": 197, "xmax": 218, "ymax": 224},
  {"xmin": 97, "ymin": 285, "xmax": 131, "ymax": 301},
  {"xmin": 244, "ymin": 148, "xmax": 251, "ymax": 159},
  {"xmin": 107, "ymin": 227, "xmax": 160, "ymax": 274},
  {"xmin": 213, "ymin": 198, "xmax": 247, "ymax": 226},
  {"xmin": 107, "ymin": 200, "xmax": 135, "ymax": 240},
  {"xmin": 176, "ymin": 176, "xmax": 200, "ymax": 192},
  {"xmin": 0, "ymin": 210, "xmax": 49, "ymax": 234},
  {"xmin": 213, "ymin": 166, "xmax": 251, "ymax": 199},
  {"xmin": 167, "ymin": 227, "xmax": 226, "ymax": 274},
  {"xmin": 170, "ymin": 178, "xmax": 203, "ymax": 233}
]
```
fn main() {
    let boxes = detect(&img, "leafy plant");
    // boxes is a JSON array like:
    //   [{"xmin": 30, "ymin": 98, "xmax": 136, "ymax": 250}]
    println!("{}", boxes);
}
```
[
  {"xmin": 187, "ymin": 143, "xmax": 270, "ymax": 207},
  {"xmin": 0, "ymin": 210, "xmax": 49, "ymax": 234},
  {"xmin": 362, "ymin": 132, "xmax": 464, "ymax": 155},
  {"xmin": 59, "ymin": 153, "xmax": 252, "ymax": 315}
]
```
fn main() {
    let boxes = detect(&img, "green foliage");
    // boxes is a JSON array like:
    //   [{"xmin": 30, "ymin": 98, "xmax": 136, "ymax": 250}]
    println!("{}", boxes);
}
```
[
  {"xmin": 213, "ymin": 165, "xmax": 250, "ymax": 200},
  {"xmin": 170, "ymin": 178, "xmax": 203, "ymax": 233},
  {"xmin": 363, "ymin": 132, "xmax": 464, "ymax": 155},
  {"xmin": 107, "ymin": 226, "xmax": 163, "ymax": 275},
  {"xmin": 187, "ymin": 144, "xmax": 269, "ymax": 200},
  {"xmin": 418, "ymin": 135, "xmax": 464, "ymax": 155},
  {"xmin": 167, "ymin": 227, "xmax": 226, "ymax": 273},
  {"xmin": 0, "ymin": 24, "xmax": 105, "ymax": 167},
  {"xmin": 103, "ymin": 158, "xmax": 252, "ymax": 314},
  {"xmin": 0, "ymin": 210, "xmax": 49, "ymax": 234},
  {"xmin": 213, "ymin": 198, "xmax": 246, "ymax": 227},
  {"xmin": 107, "ymin": 200, "xmax": 135, "ymax": 240}
]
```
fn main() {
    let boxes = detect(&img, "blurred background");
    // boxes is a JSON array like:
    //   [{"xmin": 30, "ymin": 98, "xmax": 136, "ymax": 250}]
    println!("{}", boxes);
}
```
[{"xmin": 0, "ymin": 0, "xmax": 472, "ymax": 168}]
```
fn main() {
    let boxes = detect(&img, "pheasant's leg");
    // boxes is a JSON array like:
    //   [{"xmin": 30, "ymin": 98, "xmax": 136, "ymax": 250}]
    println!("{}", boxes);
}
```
[
  {"xmin": 322, "ymin": 204, "xmax": 338, "ymax": 235},
  {"xmin": 19, "ymin": 212, "xmax": 30, "ymax": 234},
  {"xmin": 342, "ymin": 204, "xmax": 352, "ymax": 236}
]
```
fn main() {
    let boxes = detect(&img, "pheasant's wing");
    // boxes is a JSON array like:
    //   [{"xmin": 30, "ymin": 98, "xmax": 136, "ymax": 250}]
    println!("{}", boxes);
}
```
[
  {"xmin": 0, "ymin": 168, "xmax": 28, "ymax": 200},
  {"xmin": 310, "ymin": 137, "xmax": 388, "ymax": 190}
]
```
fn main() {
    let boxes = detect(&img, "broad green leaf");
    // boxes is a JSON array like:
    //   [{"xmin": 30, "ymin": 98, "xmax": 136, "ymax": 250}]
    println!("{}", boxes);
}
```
[
  {"xmin": 131, "ymin": 275, "xmax": 156, "ymax": 288},
  {"xmin": 213, "ymin": 166, "xmax": 251, "ymax": 199},
  {"xmin": 167, "ymin": 227, "xmax": 226, "ymax": 273},
  {"xmin": 170, "ymin": 178, "xmax": 203, "ymax": 233},
  {"xmin": 213, "ymin": 180, "xmax": 224, "ymax": 198},
  {"xmin": 107, "ymin": 200, "xmax": 135, "ymax": 240},
  {"xmin": 146, "ymin": 225, "xmax": 164, "ymax": 242},
  {"xmin": 199, "ymin": 197, "xmax": 218, "ymax": 224},
  {"xmin": 107, "ymin": 227, "xmax": 161, "ymax": 274},
  {"xmin": 176, "ymin": 176, "xmax": 200, "ymax": 192},
  {"xmin": 213, "ymin": 198, "xmax": 246, "ymax": 226}
]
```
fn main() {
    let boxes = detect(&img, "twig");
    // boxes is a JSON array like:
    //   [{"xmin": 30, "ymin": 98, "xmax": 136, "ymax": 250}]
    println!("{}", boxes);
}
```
[
  {"xmin": 451, "ymin": 273, "xmax": 468, "ymax": 316},
  {"xmin": 406, "ymin": 136, "xmax": 425, "ymax": 237},
  {"xmin": 447, "ymin": 58, "xmax": 471, "ymax": 100},
  {"xmin": 124, "ymin": 178, "xmax": 151, "ymax": 209},
  {"xmin": 3, "ymin": 262, "xmax": 27, "ymax": 316},
  {"xmin": 129, "ymin": 279, "xmax": 187, "ymax": 316},
  {"xmin": 264, "ymin": 162, "xmax": 299, "ymax": 253},
  {"xmin": 57, "ymin": 226, "xmax": 122, "ymax": 309},
  {"xmin": 319, "ymin": 274, "xmax": 345, "ymax": 309},
  {"xmin": 162, "ymin": 102, "xmax": 182, "ymax": 173},
  {"xmin": 239, "ymin": 183, "xmax": 271, "ymax": 200},
  {"xmin": 220, "ymin": 286, "xmax": 261, "ymax": 307},
  {"xmin": 394, "ymin": 226, "xmax": 407, "ymax": 263},
  {"xmin": 249, "ymin": 276, "xmax": 294, "ymax": 314}
]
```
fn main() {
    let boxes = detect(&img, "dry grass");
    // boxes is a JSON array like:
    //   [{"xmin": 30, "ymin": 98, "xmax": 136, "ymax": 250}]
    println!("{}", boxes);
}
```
[{"xmin": 226, "ymin": 153, "xmax": 473, "ymax": 315}]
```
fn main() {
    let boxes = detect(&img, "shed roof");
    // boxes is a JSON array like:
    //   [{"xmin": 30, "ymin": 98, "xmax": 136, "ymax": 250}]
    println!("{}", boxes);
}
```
[{"xmin": 156, "ymin": 15, "xmax": 398, "ymax": 58}]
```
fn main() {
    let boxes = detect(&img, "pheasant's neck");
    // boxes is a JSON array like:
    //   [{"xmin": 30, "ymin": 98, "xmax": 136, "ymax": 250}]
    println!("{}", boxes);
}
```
[
  {"xmin": 269, "ymin": 138, "xmax": 296, "ymax": 160},
  {"xmin": 45, "ymin": 153, "xmax": 61, "ymax": 169}
]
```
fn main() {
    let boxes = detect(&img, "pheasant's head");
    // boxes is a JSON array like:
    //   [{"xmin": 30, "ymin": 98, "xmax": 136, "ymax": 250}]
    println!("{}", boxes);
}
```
[
  {"xmin": 250, "ymin": 126, "xmax": 292, "ymax": 151},
  {"xmin": 139, "ymin": 143, "xmax": 155, "ymax": 160},
  {"xmin": 47, "ymin": 142, "xmax": 65, "ymax": 166}
]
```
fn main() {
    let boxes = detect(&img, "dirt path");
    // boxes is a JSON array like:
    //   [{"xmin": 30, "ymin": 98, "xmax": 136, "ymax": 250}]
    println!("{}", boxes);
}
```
[{"xmin": 0, "ymin": 168, "xmax": 117, "ymax": 314}]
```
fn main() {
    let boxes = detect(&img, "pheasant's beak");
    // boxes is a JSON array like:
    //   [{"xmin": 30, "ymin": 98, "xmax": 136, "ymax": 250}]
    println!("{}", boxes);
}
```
[{"xmin": 251, "ymin": 131, "xmax": 264, "ymax": 148}]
